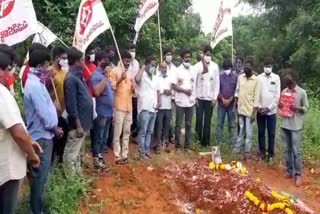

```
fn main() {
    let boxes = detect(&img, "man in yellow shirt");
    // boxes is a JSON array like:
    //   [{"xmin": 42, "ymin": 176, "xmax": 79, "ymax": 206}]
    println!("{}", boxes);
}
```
[
  {"xmin": 49, "ymin": 46, "xmax": 69, "ymax": 163},
  {"xmin": 233, "ymin": 59, "xmax": 260, "ymax": 160},
  {"xmin": 110, "ymin": 50, "xmax": 134, "ymax": 164}
]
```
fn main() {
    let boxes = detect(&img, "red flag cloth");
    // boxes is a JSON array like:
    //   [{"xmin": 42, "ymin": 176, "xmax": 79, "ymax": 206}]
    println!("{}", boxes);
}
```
[
  {"xmin": 83, "ymin": 62, "xmax": 96, "ymax": 96},
  {"xmin": 21, "ymin": 63, "xmax": 30, "ymax": 88},
  {"xmin": 279, "ymin": 92, "xmax": 295, "ymax": 117}
]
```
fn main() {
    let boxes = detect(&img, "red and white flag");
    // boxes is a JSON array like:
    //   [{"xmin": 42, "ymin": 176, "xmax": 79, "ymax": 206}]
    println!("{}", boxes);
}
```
[
  {"xmin": 73, "ymin": 0, "xmax": 111, "ymax": 53},
  {"xmin": 0, "ymin": 0, "xmax": 38, "ymax": 46},
  {"xmin": 133, "ymin": 0, "xmax": 159, "ymax": 44},
  {"xmin": 210, "ymin": 0, "xmax": 233, "ymax": 49}
]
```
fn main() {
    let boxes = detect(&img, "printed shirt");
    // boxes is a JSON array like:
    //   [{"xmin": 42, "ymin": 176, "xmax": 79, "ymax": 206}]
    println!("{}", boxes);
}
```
[
  {"xmin": 235, "ymin": 73, "xmax": 260, "ymax": 117},
  {"xmin": 258, "ymin": 72, "xmax": 281, "ymax": 115},
  {"xmin": 155, "ymin": 72, "xmax": 172, "ymax": 110},
  {"xmin": 24, "ymin": 73, "xmax": 58, "ymax": 141},
  {"xmin": 50, "ymin": 65, "xmax": 67, "ymax": 111},
  {"xmin": 218, "ymin": 70, "xmax": 238, "ymax": 106},
  {"xmin": 280, "ymin": 85, "xmax": 309, "ymax": 131},
  {"xmin": 128, "ymin": 59, "xmax": 140, "ymax": 98},
  {"xmin": 110, "ymin": 66, "xmax": 133, "ymax": 113},
  {"xmin": 137, "ymin": 72, "xmax": 158, "ymax": 114},
  {"xmin": 64, "ymin": 67, "xmax": 93, "ymax": 131},
  {"xmin": 194, "ymin": 61, "xmax": 220, "ymax": 101},
  {"xmin": 90, "ymin": 67, "xmax": 114, "ymax": 118},
  {"xmin": 0, "ymin": 84, "xmax": 27, "ymax": 186},
  {"xmin": 172, "ymin": 64, "xmax": 197, "ymax": 108}
]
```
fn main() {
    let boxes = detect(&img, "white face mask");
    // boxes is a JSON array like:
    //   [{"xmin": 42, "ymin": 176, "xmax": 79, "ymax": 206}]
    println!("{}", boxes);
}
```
[
  {"xmin": 183, "ymin": 62, "xmax": 191, "ymax": 68},
  {"xmin": 89, "ymin": 54, "xmax": 95, "ymax": 62},
  {"xmin": 204, "ymin": 56, "xmax": 211, "ymax": 63},
  {"xmin": 224, "ymin": 69, "xmax": 231, "ymax": 75},
  {"xmin": 130, "ymin": 52, "xmax": 136, "ymax": 59},
  {"xmin": 264, "ymin": 67, "xmax": 272, "ymax": 74},
  {"xmin": 59, "ymin": 59, "xmax": 69, "ymax": 68},
  {"xmin": 165, "ymin": 55, "xmax": 172, "ymax": 63}
]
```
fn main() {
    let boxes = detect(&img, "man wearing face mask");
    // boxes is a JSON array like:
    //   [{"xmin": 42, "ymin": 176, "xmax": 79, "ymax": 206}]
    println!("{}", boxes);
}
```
[
  {"xmin": 154, "ymin": 62, "xmax": 172, "ymax": 153},
  {"xmin": 0, "ymin": 44, "xmax": 16, "ymax": 95},
  {"xmin": 194, "ymin": 45, "xmax": 220, "ymax": 147},
  {"xmin": 0, "ymin": 52, "xmax": 42, "ymax": 214},
  {"xmin": 24, "ymin": 48, "xmax": 64, "ymax": 214},
  {"xmin": 110, "ymin": 51, "xmax": 134, "ymax": 164},
  {"xmin": 127, "ymin": 44, "xmax": 140, "ymax": 140},
  {"xmin": 64, "ymin": 47, "xmax": 93, "ymax": 172},
  {"xmin": 233, "ymin": 59, "xmax": 260, "ymax": 161},
  {"xmin": 135, "ymin": 56, "xmax": 159, "ymax": 159},
  {"xmin": 49, "ymin": 46, "xmax": 69, "ymax": 163},
  {"xmin": 257, "ymin": 57, "xmax": 281, "ymax": 164},
  {"xmin": 216, "ymin": 59, "xmax": 238, "ymax": 145},
  {"xmin": 172, "ymin": 48, "xmax": 197, "ymax": 151},
  {"xmin": 83, "ymin": 46, "xmax": 96, "ymax": 96},
  {"xmin": 279, "ymin": 69, "xmax": 308, "ymax": 187},
  {"xmin": 90, "ymin": 51, "xmax": 113, "ymax": 171}
]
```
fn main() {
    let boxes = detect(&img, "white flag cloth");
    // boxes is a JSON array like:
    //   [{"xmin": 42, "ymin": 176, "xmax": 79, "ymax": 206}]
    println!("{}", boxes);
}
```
[
  {"xmin": 32, "ymin": 22, "xmax": 57, "ymax": 47},
  {"xmin": 0, "ymin": 0, "xmax": 38, "ymax": 46},
  {"xmin": 133, "ymin": 0, "xmax": 159, "ymax": 44},
  {"xmin": 210, "ymin": 0, "xmax": 233, "ymax": 49},
  {"xmin": 73, "ymin": 0, "xmax": 111, "ymax": 53}
]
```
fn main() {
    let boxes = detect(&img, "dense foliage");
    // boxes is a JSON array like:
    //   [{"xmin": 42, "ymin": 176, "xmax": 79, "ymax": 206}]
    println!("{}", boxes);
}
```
[{"xmin": 234, "ymin": 0, "xmax": 320, "ymax": 96}]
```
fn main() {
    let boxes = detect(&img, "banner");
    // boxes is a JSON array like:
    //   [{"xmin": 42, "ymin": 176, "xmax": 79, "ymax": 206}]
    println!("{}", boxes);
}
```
[
  {"xmin": 133, "ymin": 0, "xmax": 159, "ymax": 44},
  {"xmin": 0, "ymin": 0, "xmax": 38, "ymax": 46},
  {"xmin": 73, "ymin": 0, "xmax": 111, "ymax": 53},
  {"xmin": 32, "ymin": 22, "xmax": 57, "ymax": 47},
  {"xmin": 210, "ymin": 0, "xmax": 233, "ymax": 49}
]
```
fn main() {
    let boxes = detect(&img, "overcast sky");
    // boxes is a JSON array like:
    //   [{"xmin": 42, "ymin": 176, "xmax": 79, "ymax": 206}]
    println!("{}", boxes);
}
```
[{"xmin": 192, "ymin": 0, "xmax": 254, "ymax": 34}]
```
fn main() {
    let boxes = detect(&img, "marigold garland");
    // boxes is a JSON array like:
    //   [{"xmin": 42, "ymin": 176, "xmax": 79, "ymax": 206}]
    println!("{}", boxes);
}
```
[{"xmin": 245, "ymin": 191, "xmax": 294, "ymax": 214}]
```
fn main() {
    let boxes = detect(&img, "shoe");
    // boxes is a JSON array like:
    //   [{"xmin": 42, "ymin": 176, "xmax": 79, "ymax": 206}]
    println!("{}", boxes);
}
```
[
  {"xmin": 295, "ymin": 176, "xmax": 302, "ymax": 187},
  {"xmin": 154, "ymin": 146, "xmax": 161, "ymax": 154},
  {"xmin": 267, "ymin": 157, "xmax": 274, "ymax": 166},
  {"xmin": 284, "ymin": 173, "xmax": 293, "ymax": 179},
  {"xmin": 165, "ymin": 146, "xmax": 171, "ymax": 153},
  {"xmin": 115, "ymin": 159, "xmax": 124, "ymax": 165},
  {"xmin": 145, "ymin": 153, "xmax": 153, "ymax": 160},
  {"xmin": 122, "ymin": 158, "xmax": 129, "ymax": 164},
  {"xmin": 94, "ymin": 157, "xmax": 107, "ymax": 170},
  {"xmin": 169, "ymin": 137, "xmax": 175, "ymax": 144}
]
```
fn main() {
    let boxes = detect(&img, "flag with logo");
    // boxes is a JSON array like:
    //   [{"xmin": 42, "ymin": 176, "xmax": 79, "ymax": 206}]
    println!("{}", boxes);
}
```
[
  {"xmin": 0, "ymin": 0, "xmax": 38, "ymax": 46},
  {"xmin": 19, "ymin": 22, "xmax": 58, "ymax": 88},
  {"xmin": 210, "ymin": 0, "xmax": 233, "ymax": 49},
  {"xmin": 133, "ymin": 0, "xmax": 159, "ymax": 44},
  {"xmin": 32, "ymin": 22, "xmax": 58, "ymax": 47},
  {"xmin": 73, "ymin": 0, "xmax": 111, "ymax": 53}
]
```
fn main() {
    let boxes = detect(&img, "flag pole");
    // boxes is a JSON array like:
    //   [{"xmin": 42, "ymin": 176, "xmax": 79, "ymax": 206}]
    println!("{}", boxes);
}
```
[
  {"xmin": 109, "ymin": 26, "xmax": 125, "ymax": 73},
  {"xmin": 231, "ymin": 35, "xmax": 234, "ymax": 63},
  {"xmin": 157, "ymin": 9, "xmax": 163, "ymax": 62}
]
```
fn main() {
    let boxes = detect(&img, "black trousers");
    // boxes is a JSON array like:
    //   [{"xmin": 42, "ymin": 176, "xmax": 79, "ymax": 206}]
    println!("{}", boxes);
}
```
[
  {"xmin": 175, "ymin": 105, "xmax": 193, "ymax": 148},
  {"xmin": 196, "ymin": 99, "xmax": 213, "ymax": 146},
  {"xmin": 155, "ymin": 109, "xmax": 172, "ymax": 147},
  {"xmin": 0, "ymin": 180, "xmax": 19, "ymax": 214},
  {"xmin": 52, "ymin": 117, "xmax": 69, "ymax": 163},
  {"xmin": 257, "ymin": 113, "xmax": 277, "ymax": 157},
  {"xmin": 131, "ymin": 97, "xmax": 138, "ymax": 137}
]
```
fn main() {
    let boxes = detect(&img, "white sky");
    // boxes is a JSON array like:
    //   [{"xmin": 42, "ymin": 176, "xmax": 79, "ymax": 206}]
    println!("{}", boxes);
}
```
[{"xmin": 192, "ymin": 0, "xmax": 254, "ymax": 34}]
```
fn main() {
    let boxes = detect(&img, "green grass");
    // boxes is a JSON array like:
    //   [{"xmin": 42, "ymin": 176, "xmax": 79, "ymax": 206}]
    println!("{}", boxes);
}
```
[{"xmin": 17, "ymin": 165, "xmax": 93, "ymax": 214}]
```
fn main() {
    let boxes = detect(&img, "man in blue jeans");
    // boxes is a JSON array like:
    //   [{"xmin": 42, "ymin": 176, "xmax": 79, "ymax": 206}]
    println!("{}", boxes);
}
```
[
  {"xmin": 257, "ymin": 57, "xmax": 281, "ymax": 164},
  {"xmin": 135, "ymin": 56, "xmax": 159, "ymax": 159},
  {"xmin": 279, "ymin": 69, "xmax": 309, "ymax": 187},
  {"xmin": 24, "ymin": 47, "xmax": 63, "ymax": 214},
  {"xmin": 216, "ymin": 59, "xmax": 237, "ymax": 145},
  {"xmin": 90, "ymin": 51, "xmax": 113, "ymax": 171}
]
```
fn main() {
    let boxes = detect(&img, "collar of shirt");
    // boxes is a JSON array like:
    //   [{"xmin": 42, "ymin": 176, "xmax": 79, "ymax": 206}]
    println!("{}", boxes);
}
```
[
  {"xmin": 262, "ymin": 72, "xmax": 274, "ymax": 78},
  {"xmin": 159, "ymin": 73, "xmax": 168, "ymax": 78},
  {"xmin": 95, "ymin": 66, "xmax": 105, "ymax": 75},
  {"xmin": 28, "ymin": 73, "xmax": 42, "ymax": 83},
  {"xmin": 69, "ymin": 66, "xmax": 84, "ymax": 79}
]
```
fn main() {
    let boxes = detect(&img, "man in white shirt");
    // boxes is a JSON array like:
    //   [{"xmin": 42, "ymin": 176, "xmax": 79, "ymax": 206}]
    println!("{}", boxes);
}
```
[
  {"xmin": 135, "ymin": 56, "xmax": 159, "ymax": 159},
  {"xmin": 156, "ymin": 47, "xmax": 177, "ymax": 144},
  {"xmin": 0, "ymin": 52, "xmax": 42, "ymax": 214},
  {"xmin": 172, "ymin": 49, "xmax": 197, "ymax": 150},
  {"xmin": 194, "ymin": 45, "xmax": 220, "ymax": 147},
  {"xmin": 128, "ymin": 44, "xmax": 140, "ymax": 139},
  {"xmin": 257, "ymin": 57, "xmax": 281, "ymax": 164},
  {"xmin": 154, "ymin": 62, "xmax": 172, "ymax": 153}
]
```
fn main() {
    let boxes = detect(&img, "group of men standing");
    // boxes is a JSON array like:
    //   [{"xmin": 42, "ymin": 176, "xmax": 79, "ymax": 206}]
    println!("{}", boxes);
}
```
[{"xmin": 0, "ymin": 41, "xmax": 309, "ymax": 213}]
